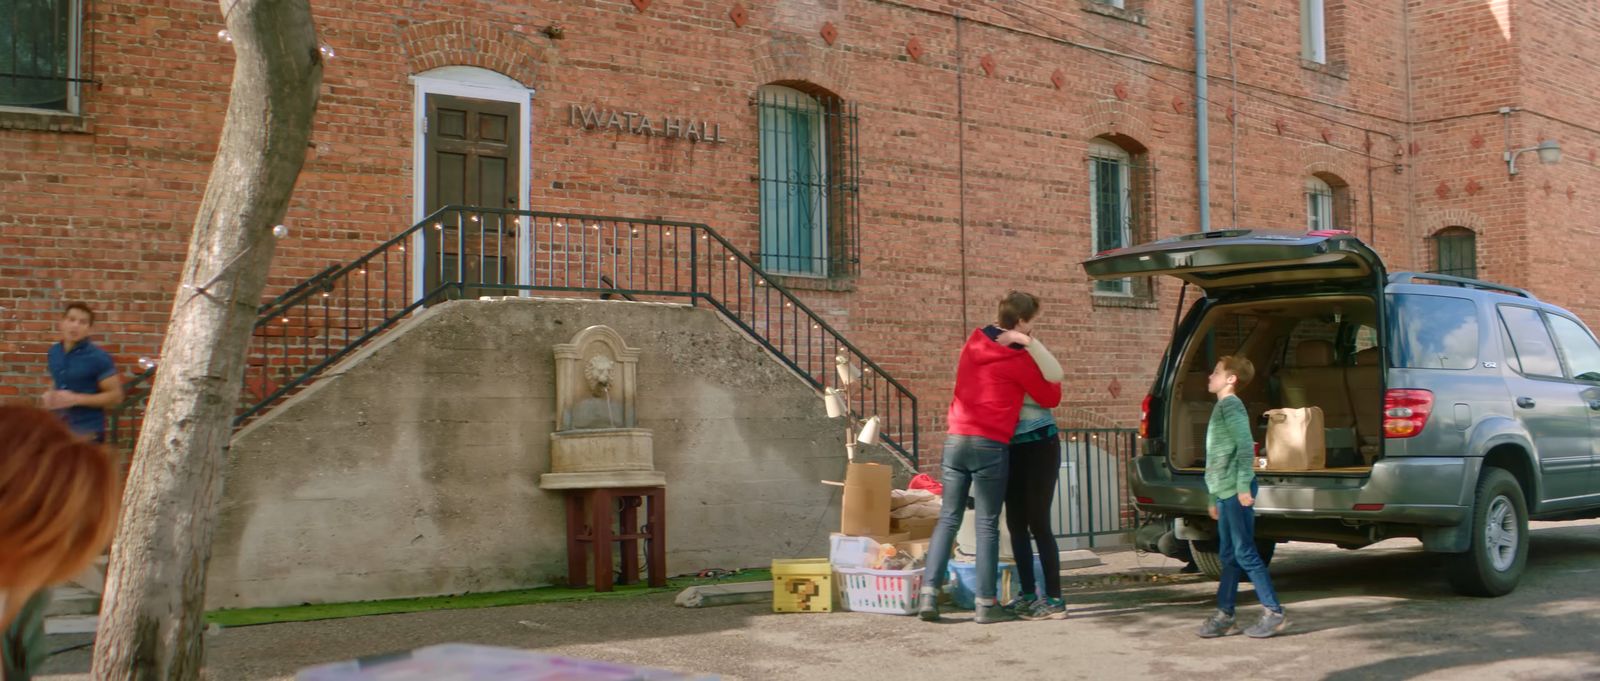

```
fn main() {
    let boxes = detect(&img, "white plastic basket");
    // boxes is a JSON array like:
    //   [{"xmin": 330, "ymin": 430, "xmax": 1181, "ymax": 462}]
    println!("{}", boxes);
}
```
[{"xmin": 836, "ymin": 566, "xmax": 924, "ymax": 615}]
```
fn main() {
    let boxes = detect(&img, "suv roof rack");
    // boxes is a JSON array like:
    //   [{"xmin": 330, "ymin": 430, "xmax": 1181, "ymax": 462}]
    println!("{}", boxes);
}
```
[{"xmin": 1389, "ymin": 272, "xmax": 1536, "ymax": 299}]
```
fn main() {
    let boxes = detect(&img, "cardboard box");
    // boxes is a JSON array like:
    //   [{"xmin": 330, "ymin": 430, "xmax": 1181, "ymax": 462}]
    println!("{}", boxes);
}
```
[
  {"xmin": 1263, "ymin": 407, "xmax": 1326, "ymax": 470},
  {"xmin": 891, "ymin": 515, "xmax": 938, "ymax": 541},
  {"xmin": 840, "ymin": 462, "xmax": 892, "ymax": 537}
]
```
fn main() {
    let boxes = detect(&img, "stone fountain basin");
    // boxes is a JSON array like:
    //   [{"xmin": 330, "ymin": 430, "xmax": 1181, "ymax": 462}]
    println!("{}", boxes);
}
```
[{"xmin": 540, "ymin": 428, "xmax": 664, "ymax": 489}]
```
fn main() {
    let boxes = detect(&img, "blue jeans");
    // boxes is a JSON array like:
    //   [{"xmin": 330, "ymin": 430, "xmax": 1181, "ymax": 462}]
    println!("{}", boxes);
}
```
[
  {"xmin": 1216, "ymin": 479, "xmax": 1282, "ymax": 614},
  {"xmin": 924, "ymin": 434, "xmax": 1010, "ymax": 602}
]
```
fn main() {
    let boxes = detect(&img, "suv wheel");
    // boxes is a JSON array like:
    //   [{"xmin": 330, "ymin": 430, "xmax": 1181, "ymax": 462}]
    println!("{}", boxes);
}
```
[
  {"xmin": 1446, "ymin": 468, "xmax": 1529, "ymax": 597},
  {"xmin": 1188, "ymin": 539, "xmax": 1276, "ymax": 581}
]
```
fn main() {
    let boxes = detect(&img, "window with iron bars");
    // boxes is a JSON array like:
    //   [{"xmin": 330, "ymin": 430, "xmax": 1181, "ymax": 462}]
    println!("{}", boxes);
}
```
[
  {"xmin": 755, "ymin": 84, "xmax": 860, "ymax": 278},
  {"xmin": 1089, "ymin": 138, "xmax": 1157, "ymax": 302},
  {"xmin": 2, "ymin": 0, "xmax": 81, "ymax": 113},
  {"xmin": 1305, "ymin": 175, "xmax": 1356, "ymax": 232},
  {"xmin": 1431, "ymin": 227, "xmax": 1477, "ymax": 279}
]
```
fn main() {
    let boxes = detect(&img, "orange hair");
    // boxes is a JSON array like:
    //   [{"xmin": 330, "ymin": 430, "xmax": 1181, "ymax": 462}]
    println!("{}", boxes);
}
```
[{"xmin": 0, "ymin": 405, "xmax": 121, "ymax": 627}]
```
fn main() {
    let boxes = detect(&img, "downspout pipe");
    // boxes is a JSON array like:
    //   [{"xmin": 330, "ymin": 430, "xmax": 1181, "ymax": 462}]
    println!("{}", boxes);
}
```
[{"xmin": 1195, "ymin": 0, "xmax": 1211, "ymax": 232}]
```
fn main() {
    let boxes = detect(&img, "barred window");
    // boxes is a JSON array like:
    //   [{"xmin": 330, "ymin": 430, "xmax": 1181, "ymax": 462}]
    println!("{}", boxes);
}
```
[
  {"xmin": 1432, "ymin": 227, "xmax": 1477, "ymax": 279},
  {"xmin": 1306, "ymin": 173, "xmax": 1355, "ymax": 232},
  {"xmin": 756, "ymin": 84, "xmax": 859, "ymax": 278},
  {"xmin": 1, "ymin": 0, "xmax": 81, "ymax": 113},
  {"xmin": 1306, "ymin": 177, "xmax": 1334, "ymax": 231},
  {"xmin": 1090, "ymin": 140, "xmax": 1133, "ymax": 295}
]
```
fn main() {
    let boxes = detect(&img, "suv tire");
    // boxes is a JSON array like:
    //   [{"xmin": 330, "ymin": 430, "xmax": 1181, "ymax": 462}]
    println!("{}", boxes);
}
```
[
  {"xmin": 1446, "ymin": 467, "xmax": 1529, "ymax": 597},
  {"xmin": 1189, "ymin": 539, "xmax": 1276, "ymax": 580}
]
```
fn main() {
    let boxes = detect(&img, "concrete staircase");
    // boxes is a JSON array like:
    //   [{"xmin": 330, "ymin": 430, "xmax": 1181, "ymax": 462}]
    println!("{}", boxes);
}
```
[{"xmin": 43, "ymin": 558, "xmax": 104, "ymax": 635}]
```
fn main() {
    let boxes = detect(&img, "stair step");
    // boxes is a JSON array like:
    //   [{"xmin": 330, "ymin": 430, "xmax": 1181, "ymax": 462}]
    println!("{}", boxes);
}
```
[
  {"xmin": 45, "ymin": 615, "xmax": 99, "ymax": 635},
  {"xmin": 45, "ymin": 587, "xmax": 101, "ymax": 617}
]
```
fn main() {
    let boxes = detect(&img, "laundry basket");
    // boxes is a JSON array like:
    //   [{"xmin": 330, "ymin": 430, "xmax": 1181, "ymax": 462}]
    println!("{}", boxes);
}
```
[{"xmin": 836, "ymin": 566, "xmax": 924, "ymax": 615}]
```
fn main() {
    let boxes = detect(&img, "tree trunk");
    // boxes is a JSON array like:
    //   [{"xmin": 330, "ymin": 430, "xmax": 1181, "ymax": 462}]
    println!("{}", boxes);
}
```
[{"xmin": 90, "ymin": 1, "xmax": 320, "ymax": 678}]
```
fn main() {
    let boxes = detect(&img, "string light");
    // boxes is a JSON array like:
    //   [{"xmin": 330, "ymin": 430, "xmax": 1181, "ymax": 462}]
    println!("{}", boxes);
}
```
[
  {"xmin": 137, "ymin": 357, "xmax": 159, "ymax": 370},
  {"xmin": 433, "ymin": 223, "xmax": 442, "ymax": 230},
  {"xmin": 469, "ymin": 215, "xmax": 479, "ymax": 222},
  {"xmin": 319, "ymin": 44, "xmax": 336, "ymax": 59},
  {"xmin": 272, "ymin": 224, "xmax": 289, "ymax": 238},
  {"xmin": 282, "ymin": 317, "xmax": 290, "ymax": 323},
  {"xmin": 358, "ymin": 268, "xmax": 367, "ymax": 275},
  {"xmin": 218, "ymin": 29, "xmax": 232, "ymax": 42}
]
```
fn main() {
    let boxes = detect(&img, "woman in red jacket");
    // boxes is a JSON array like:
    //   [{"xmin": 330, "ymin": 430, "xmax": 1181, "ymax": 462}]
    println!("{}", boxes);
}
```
[{"xmin": 919, "ymin": 291, "xmax": 1062, "ymax": 624}]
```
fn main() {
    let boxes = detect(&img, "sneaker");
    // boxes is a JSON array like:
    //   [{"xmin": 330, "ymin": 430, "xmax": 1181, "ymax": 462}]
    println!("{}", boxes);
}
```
[
  {"xmin": 1020, "ymin": 597, "xmax": 1068, "ymax": 621},
  {"xmin": 917, "ymin": 592, "xmax": 940, "ymax": 622},
  {"xmin": 1245, "ymin": 608, "xmax": 1288, "ymax": 638},
  {"xmin": 975, "ymin": 600, "xmax": 1018, "ymax": 624},
  {"xmin": 1006, "ymin": 593, "xmax": 1038, "ymax": 614},
  {"xmin": 1196, "ymin": 609, "xmax": 1237, "ymax": 638}
]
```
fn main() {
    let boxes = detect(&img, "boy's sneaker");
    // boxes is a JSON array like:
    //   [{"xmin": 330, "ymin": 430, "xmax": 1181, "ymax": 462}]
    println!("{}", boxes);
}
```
[
  {"xmin": 1245, "ymin": 608, "xmax": 1288, "ymax": 638},
  {"xmin": 1020, "ymin": 597, "xmax": 1068, "ymax": 621},
  {"xmin": 974, "ymin": 600, "xmax": 1018, "ymax": 624},
  {"xmin": 1196, "ymin": 610, "xmax": 1237, "ymax": 638},
  {"xmin": 917, "ymin": 592, "xmax": 940, "ymax": 622}
]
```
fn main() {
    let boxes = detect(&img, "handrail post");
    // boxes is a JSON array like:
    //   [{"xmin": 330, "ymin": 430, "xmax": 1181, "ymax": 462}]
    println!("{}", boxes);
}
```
[{"xmin": 689, "ymin": 225, "xmax": 699, "ymax": 306}]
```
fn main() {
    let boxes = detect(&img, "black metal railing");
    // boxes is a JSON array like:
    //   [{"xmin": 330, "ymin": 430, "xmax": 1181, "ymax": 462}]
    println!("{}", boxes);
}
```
[
  {"xmin": 107, "ymin": 365, "xmax": 158, "ymax": 452},
  {"xmin": 1052, "ymin": 428, "xmax": 1140, "ymax": 548},
  {"xmin": 203, "ymin": 206, "xmax": 916, "ymax": 464}
]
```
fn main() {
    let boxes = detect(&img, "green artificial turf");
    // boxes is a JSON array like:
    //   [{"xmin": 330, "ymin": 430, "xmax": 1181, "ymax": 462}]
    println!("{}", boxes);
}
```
[{"xmin": 206, "ymin": 569, "xmax": 771, "ymax": 628}]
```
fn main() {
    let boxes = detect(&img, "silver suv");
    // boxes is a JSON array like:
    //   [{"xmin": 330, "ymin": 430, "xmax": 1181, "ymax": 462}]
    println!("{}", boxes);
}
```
[{"xmin": 1084, "ymin": 229, "xmax": 1600, "ymax": 596}]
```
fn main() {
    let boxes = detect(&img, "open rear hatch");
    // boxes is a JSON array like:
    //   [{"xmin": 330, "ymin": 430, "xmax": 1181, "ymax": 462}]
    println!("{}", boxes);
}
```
[
  {"xmin": 1083, "ymin": 229, "xmax": 1389, "ymax": 476},
  {"xmin": 1082, "ymin": 229, "xmax": 1384, "ymax": 296}
]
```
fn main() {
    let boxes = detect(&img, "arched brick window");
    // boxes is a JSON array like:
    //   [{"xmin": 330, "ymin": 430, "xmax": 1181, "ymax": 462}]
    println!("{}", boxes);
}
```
[{"xmin": 1431, "ymin": 227, "xmax": 1477, "ymax": 278}]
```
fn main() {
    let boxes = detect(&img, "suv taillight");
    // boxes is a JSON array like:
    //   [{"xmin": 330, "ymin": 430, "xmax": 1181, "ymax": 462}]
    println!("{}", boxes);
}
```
[
  {"xmin": 1139, "ymin": 394, "xmax": 1152, "ymax": 439},
  {"xmin": 1383, "ymin": 389, "xmax": 1434, "ymax": 438}
]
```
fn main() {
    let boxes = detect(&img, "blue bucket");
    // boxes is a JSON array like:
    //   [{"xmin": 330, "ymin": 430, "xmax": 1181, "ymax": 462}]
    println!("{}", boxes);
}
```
[{"xmin": 946, "ymin": 561, "xmax": 1014, "ymax": 609}]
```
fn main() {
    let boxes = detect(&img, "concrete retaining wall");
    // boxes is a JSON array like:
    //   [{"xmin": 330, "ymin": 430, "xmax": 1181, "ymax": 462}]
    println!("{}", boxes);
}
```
[{"xmin": 208, "ymin": 297, "xmax": 887, "ymax": 609}]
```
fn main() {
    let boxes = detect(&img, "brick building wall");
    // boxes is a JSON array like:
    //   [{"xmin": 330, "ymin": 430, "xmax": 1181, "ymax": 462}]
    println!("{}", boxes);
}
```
[{"xmin": 2, "ymin": 0, "xmax": 1594, "ymax": 464}]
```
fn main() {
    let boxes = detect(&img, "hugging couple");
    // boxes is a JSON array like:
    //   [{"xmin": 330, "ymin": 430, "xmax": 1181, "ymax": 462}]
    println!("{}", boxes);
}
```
[{"xmin": 918, "ymin": 291, "xmax": 1065, "ymax": 624}]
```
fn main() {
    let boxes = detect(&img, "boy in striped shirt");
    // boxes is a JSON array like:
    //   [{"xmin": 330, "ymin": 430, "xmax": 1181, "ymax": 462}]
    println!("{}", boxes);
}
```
[{"xmin": 1196, "ymin": 356, "xmax": 1288, "ymax": 639}]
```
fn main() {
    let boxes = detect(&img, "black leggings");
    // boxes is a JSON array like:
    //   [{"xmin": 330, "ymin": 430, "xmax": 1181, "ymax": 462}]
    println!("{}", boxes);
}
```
[{"xmin": 1006, "ymin": 436, "xmax": 1062, "ymax": 599}]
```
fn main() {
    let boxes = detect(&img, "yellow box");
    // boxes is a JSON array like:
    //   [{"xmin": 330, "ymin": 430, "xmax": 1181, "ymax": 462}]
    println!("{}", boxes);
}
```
[{"xmin": 771, "ymin": 558, "xmax": 833, "ymax": 613}]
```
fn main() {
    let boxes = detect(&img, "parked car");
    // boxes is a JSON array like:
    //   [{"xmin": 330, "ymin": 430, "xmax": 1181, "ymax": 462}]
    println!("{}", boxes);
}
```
[{"xmin": 1083, "ymin": 229, "xmax": 1600, "ymax": 596}]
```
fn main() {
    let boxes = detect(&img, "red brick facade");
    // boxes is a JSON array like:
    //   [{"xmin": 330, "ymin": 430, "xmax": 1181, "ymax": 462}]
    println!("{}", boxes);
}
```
[{"xmin": 3, "ymin": 0, "xmax": 1596, "ymax": 461}]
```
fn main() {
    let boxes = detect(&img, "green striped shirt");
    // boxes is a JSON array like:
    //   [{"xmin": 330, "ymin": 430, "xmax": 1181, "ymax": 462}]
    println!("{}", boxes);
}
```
[{"xmin": 1204, "ymin": 395, "xmax": 1256, "ymax": 501}]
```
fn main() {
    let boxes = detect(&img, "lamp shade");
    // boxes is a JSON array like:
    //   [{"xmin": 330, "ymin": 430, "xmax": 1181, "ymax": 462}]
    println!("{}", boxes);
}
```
[
  {"xmin": 856, "ymin": 416, "xmax": 881, "ymax": 445},
  {"xmin": 1537, "ymin": 140, "xmax": 1562, "ymax": 164},
  {"xmin": 835, "ymin": 356, "xmax": 862, "ymax": 386},
  {"xmin": 823, "ymin": 388, "xmax": 845, "ymax": 418}
]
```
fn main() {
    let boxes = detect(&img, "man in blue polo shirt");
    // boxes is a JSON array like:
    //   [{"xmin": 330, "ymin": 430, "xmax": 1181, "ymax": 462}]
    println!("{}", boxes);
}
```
[{"xmin": 42, "ymin": 302, "xmax": 123, "ymax": 443}]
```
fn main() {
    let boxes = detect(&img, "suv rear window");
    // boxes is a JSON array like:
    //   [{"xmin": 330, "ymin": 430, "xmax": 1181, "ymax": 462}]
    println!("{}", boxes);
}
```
[{"xmin": 1388, "ymin": 293, "xmax": 1479, "ymax": 370}]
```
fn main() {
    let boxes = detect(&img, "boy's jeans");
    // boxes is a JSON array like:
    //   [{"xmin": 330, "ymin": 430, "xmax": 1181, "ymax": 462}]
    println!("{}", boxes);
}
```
[
  {"xmin": 1216, "ymin": 479, "xmax": 1283, "ymax": 614},
  {"xmin": 923, "ymin": 434, "xmax": 1010, "ymax": 602}
]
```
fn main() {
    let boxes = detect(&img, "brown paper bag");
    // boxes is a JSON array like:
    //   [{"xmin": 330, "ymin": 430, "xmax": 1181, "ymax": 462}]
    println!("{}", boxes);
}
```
[
  {"xmin": 1263, "ymin": 407, "xmax": 1326, "ymax": 470},
  {"xmin": 840, "ymin": 463, "xmax": 892, "ymax": 537}
]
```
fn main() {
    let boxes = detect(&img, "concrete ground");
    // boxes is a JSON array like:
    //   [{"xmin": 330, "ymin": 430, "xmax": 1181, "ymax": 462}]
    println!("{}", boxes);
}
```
[{"xmin": 40, "ymin": 519, "xmax": 1600, "ymax": 680}]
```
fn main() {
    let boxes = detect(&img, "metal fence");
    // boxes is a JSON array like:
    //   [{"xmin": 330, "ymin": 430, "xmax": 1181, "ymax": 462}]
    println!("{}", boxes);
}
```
[
  {"xmin": 216, "ymin": 206, "xmax": 917, "ymax": 465},
  {"xmin": 1052, "ymin": 428, "xmax": 1140, "ymax": 547}
]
